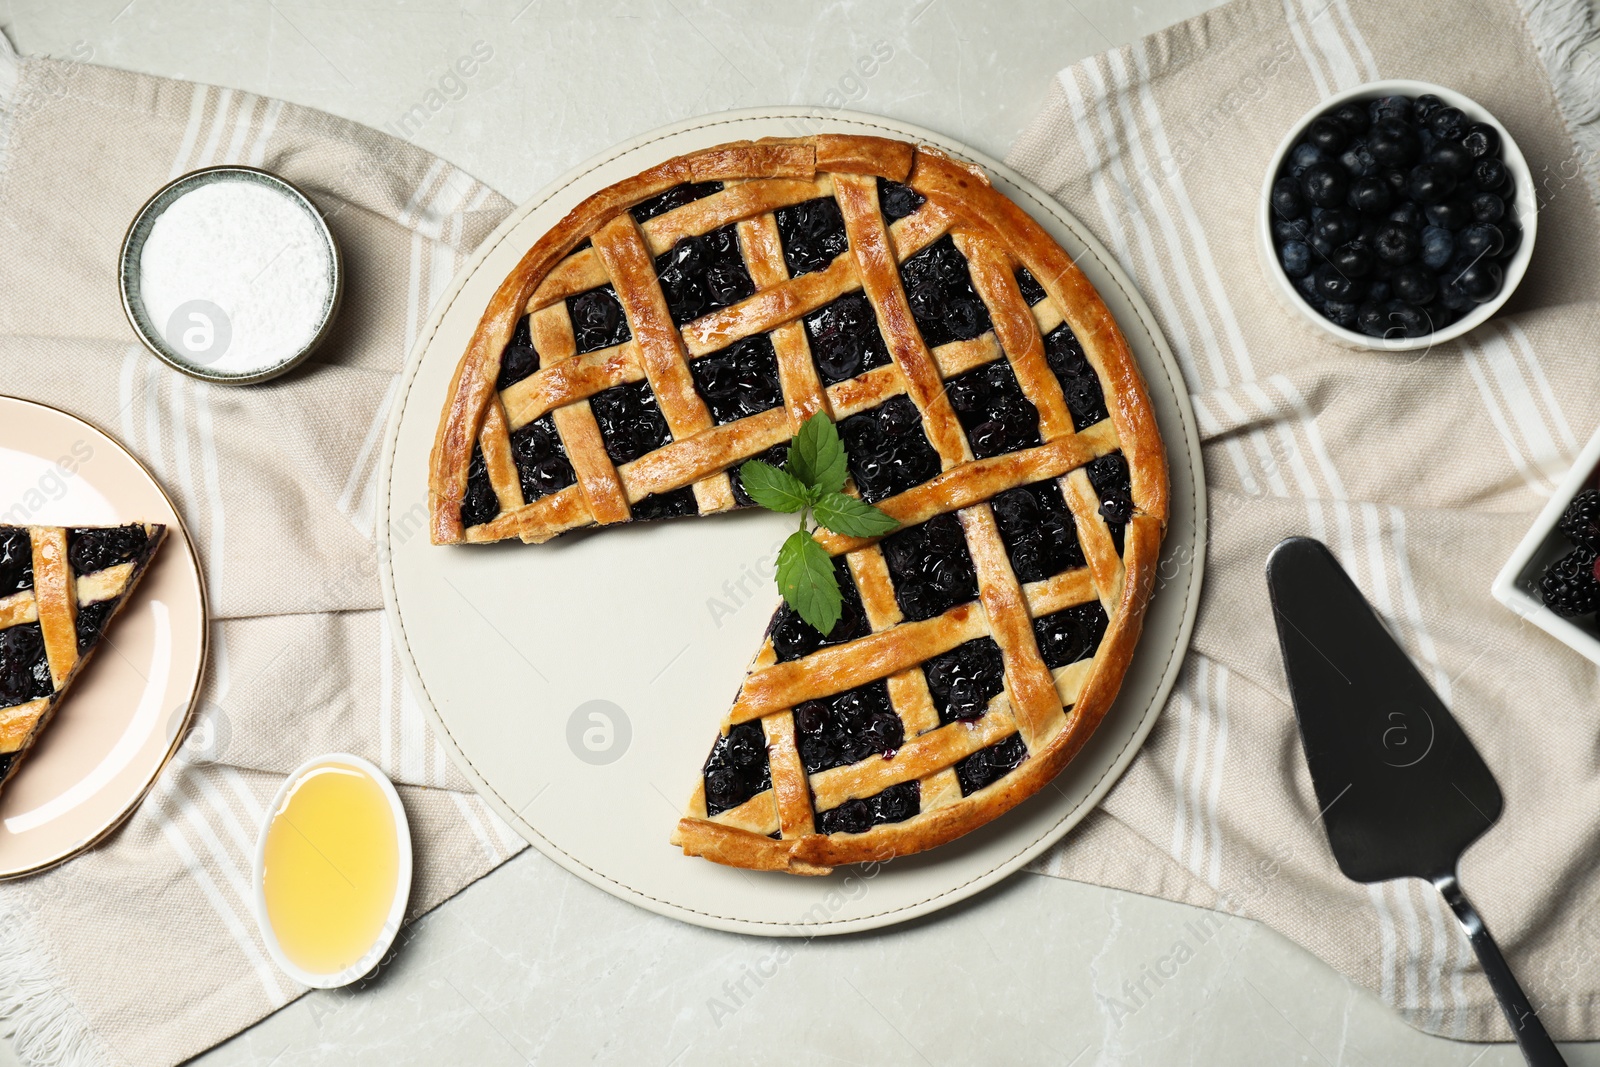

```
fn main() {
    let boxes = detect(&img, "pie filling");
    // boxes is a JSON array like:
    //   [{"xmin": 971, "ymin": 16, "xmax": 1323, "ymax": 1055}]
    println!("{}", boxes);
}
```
[
  {"xmin": 956, "ymin": 733, "xmax": 1030, "ymax": 796},
  {"xmin": 592, "ymin": 380, "xmax": 672, "ymax": 465},
  {"xmin": 774, "ymin": 196, "xmax": 849, "ymax": 277},
  {"xmin": 803, "ymin": 291, "xmax": 893, "ymax": 386},
  {"xmin": 1086, "ymin": 452, "xmax": 1134, "ymax": 553},
  {"xmin": 656, "ymin": 224, "xmax": 756, "ymax": 326},
  {"xmin": 771, "ymin": 558, "xmax": 869, "ymax": 663},
  {"xmin": 0, "ymin": 622, "xmax": 51, "ymax": 707},
  {"xmin": 839, "ymin": 394, "xmax": 943, "ymax": 504},
  {"xmin": 0, "ymin": 528, "xmax": 33, "ymax": 594},
  {"xmin": 945, "ymin": 357, "xmax": 1042, "ymax": 460},
  {"xmin": 880, "ymin": 513, "xmax": 978, "ymax": 623},
  {"xmin": 703, "ymin": 719, "xmax": 771, "ymax": 817},
  {"xmin": 689, "ymin": 333, "xmax": 783, "ymax": 426},
  {"xmin": 795, "ymin": 680, "xmax": 902, "ymax": 775},
  {"xmin": 924, "ymin": 638, "xmax": 1007, "ymax": 725},
  {"xmin": 992, "ymin": 480, "xmax": 1085, "ymax": 584},
  {"xmin": 816, "ymin": 780, "xmax": 920, "ymax": 835},
  {"xmin": 900, "ymin": 235, "xmax": 993, "ymax": 349}
]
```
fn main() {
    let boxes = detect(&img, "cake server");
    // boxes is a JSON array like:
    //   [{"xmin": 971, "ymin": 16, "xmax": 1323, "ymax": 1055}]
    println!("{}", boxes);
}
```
[{"xmin": 1265, "ymin": 536, "xmax": 1565, "ymax": 1066}]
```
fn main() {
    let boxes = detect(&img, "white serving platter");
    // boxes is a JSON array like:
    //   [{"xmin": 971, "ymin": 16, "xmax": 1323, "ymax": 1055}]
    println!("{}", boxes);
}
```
[{"xmin": 376, "ymin": 109, "xmax": 1205, "ymax": 935}]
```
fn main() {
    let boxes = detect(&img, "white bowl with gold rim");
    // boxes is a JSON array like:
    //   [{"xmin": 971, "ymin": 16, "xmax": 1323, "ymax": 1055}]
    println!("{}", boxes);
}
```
[{"xmin": 251, "ymin": 753, "xmax": 412, "ymax": 989}]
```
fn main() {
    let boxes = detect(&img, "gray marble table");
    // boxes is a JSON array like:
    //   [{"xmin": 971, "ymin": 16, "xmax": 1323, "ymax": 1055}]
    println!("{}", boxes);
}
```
[{"xmin": 3, "ymin": 1, "xmax": 1598, "ymax": 1063}]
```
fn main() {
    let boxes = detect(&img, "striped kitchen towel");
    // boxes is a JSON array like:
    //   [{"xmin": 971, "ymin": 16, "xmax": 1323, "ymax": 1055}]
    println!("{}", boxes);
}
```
[
  {"xmin": 1013, "ymin": 0, "xmax": 1600, "ymax": 1043},
  {"xmin": 0, "ymin": 33, "xmax": 526, "ymax": 1067}
]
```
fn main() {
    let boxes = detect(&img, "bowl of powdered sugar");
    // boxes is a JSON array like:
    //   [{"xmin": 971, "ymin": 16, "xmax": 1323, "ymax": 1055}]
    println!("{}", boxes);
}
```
[{"xmin": 120, "ymin": 166, "xmax": 341, "ymax": 384}]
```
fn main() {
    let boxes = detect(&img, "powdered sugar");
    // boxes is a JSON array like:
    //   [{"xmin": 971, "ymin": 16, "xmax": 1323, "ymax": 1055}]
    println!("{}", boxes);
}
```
[{"xmin": 137, "ymin": 178, "xmax": 333, "ymax": 376}]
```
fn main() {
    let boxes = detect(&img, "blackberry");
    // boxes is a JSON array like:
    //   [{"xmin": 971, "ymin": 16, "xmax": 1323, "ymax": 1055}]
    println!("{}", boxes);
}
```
[
  {"xmin": 1540, "ymin": 548, "xmax": 1600, "ymax": 618},
  {"xmin": 1559, "ymin": 489, "xmax": 1600, "ymax": 550}
]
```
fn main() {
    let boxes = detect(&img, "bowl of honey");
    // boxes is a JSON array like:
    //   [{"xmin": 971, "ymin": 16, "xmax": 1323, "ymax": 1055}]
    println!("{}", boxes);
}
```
[{"xmin": 252, "ymin": 753, "xmax": 413, "ymax": 988}]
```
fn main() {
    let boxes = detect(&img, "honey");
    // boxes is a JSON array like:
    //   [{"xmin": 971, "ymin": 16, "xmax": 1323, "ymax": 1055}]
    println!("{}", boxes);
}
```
[{"xmin": 261, "ymin": 762, "xmax": 400, "ymax": 976}]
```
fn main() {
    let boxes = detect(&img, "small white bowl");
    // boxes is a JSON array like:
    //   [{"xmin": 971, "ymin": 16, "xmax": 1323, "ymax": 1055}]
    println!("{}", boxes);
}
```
[
  {"xmin": 1258, "ymin": 79, "xmax": 1537, "ymax": 352},
  {"xmin": 1492, "ymin": 425, "xmax": 1600, "ymax": 663},
  {"xmin": 252, "ymin": 753, "xmax": 412, "ymax": 989}
]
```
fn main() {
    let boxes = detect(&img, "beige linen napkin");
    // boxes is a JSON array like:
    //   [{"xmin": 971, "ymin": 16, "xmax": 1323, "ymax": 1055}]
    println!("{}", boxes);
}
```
[
  {"xmin": 1013, "ymin": 0, "xmax": 1600, "ymax": 1043},
  {"xmin": 0, "ymin": 35, "xmax": 526, "ymax": 1067}
]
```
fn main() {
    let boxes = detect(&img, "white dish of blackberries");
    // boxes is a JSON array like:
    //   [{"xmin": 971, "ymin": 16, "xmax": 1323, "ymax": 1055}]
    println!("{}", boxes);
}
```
[
  {"xmin": 1494, "ymin": 424, "xmax": 1600, "ymax": 665},
  {"xmin": 0, "ymin": 396, "xmax": 207, "ymax": 878},
  {"xmin": 376, "ymin": 110, "xmax": 1204, "ymax": 935},
  {"xmin": 1260, "ymin": 79, "xmax": 1535, "ymax": 350}
]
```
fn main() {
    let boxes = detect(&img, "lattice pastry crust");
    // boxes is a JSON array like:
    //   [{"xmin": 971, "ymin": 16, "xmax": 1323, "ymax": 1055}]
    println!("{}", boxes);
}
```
[{"xmin": 427, "ymin": 135, "xmax": 1167, "ymax": 873}]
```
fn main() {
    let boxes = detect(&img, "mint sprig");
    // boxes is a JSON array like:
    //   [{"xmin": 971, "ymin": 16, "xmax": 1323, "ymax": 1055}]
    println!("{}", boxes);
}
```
[{"xmin": 739, "ymin": 414, "xmax": 899, "ymax": 635}]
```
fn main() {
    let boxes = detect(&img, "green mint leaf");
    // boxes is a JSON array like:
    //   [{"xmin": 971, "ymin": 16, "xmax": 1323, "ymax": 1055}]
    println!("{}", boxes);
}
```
[
  {"xmin": 775, "ymin": 530, "xmax": 841, "ymax": 636},
  {"xmin": 813, "ymin": 492, "xmax": 900, "ymax": 539},
  {"xmin": 737, "ymin": 460, "xmax": 812, "ymax": 513},
  {"xmin": 786, "ymin": 413, "xmax": 848, "ymax": 496}
]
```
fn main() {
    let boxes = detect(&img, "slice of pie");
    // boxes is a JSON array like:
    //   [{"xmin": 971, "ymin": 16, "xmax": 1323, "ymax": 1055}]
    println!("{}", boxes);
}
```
[
  {"xmin": 0, "ymin": 524, "xmax": 166, "ymax": 791},
  {"xmin": 428, "ymin": 135, "xmax": 1166, "ymax": 872}
]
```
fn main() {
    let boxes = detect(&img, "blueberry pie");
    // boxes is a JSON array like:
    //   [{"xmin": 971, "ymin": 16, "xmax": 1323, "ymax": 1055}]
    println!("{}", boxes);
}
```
[
  {"xmin": 0, "ymin": 524, "xmax": 166, "ymax": 793},
  {"xmin": 429, "ymin": 136, "xmax": 1166, "ymax": 872}
]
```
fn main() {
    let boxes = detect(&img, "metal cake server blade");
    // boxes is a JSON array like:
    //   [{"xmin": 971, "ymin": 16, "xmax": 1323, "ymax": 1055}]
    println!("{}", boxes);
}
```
[{"xmin": 1266, "ymin": 537, "xmax": 1565, "ymax": 1066}]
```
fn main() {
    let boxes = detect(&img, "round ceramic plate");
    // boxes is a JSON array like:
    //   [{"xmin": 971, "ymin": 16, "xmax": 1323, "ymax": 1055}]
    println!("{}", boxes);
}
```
[
  {"xmin": 0, "ymin": 395, "xmax": 207, "ymax": 877},
  {"xmin": 378, "ymin": 110, "xmax": 1205, "ymax": 935}
]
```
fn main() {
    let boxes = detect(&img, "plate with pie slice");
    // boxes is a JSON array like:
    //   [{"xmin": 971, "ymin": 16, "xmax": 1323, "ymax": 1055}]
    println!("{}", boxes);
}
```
[
  {"xmin": 378, "ymin": 110, "xmax": 1204, "ymax": 933},
  {"xmin": 0, "ymin": 395, "xmax": 207, "ymax": 877}
]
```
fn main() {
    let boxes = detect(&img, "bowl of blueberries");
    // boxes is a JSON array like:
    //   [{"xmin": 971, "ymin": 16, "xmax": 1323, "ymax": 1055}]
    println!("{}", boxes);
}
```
[{"xmin": 1260, "ymin": 79, "xmax": 1535, "ymax": 350}]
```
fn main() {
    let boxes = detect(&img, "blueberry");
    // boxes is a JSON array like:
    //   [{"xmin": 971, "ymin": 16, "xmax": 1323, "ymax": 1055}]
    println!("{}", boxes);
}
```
[
  {"xmin": 1367, "ymin": 279, "xmax": 1391, "ymax": 303},
  {"xmin": 1322, "ymin": 298, "xmax": 1360, "ymax": 329},
  {"xmin": 1333, "ymin": 102, "xmax": 1370, "ymax": 134},
  {"xmin": 1272, "ymin": 217, "xmax": 1312, "ymax": 243},
  {"xmin": 1330, "ymin": 241, "xmax": 1372, "ymax": 277},
  {"xmin": 1338, "ymin": 141, "xmax": 1377, "ymax": 177},
  {"xmin": 1413, "ymin": 94, "xmax": 1445, "ymax": 123},
  {"xmin": 1407, "ymin": 163, "xmax": 1456, "ymax": 204},
  {"xmin": 1270, "ymin": 176, "xmax": 1305, "ymax": 220},
  {"xmin": 1368, "ymin": 119, "xmax": 1420, "ymax": 166},
  {"xmin": 1313, "ymin": 210, "xmax": 1361, "ymax": 248},
  {"xmin": 1381, "ymin": 300, "xmax": 1430, "ymax": 337},
  {"xmin": 1392, "ymin": 265, "xmax": 1437, "ymax": 305},
  {"xmin": 1455, "ymin": 259, "xmax": 1503, "ymax": 302},
  {"xmin": 1348, "ymin": 176, "xmax": 1392, "ymax": 216},
  {"xmin": 1429, "ymin": 106, "xmax": 1467, "ymax": 140},
  {"xmin": 1472, "ymin": 157, "xmax": 1509, "ymax": 193},
  {"xmin": 1433, "ymin": 139, "xmax": 1477, "ymax": 176},
  {"xmin": 1307, "ymin": 117, "xmax": 1348, "ymax": 154},
  {"xmin": 1373, "ymin": 222, "xmax": 1420, "ymax": 264},
  {"xmin": 1425, "ymin": 197, "xmax": 1473, "ymax": 230},
  {"xmin": 1314, "ymin": 264, "xmax": 1362, "ymax": 302},
  {"xmin": 1456, "ymin": 223, "xmax": 1505, "ymax": 261},
  {"xmin": 1382, "ymin": 168, "xmax": 1409, "ymax": 200},
  {"xmin": 1295, "ymin": 270, "xmax": 1322, "ymax": 304},
  {"xmin": 1280, "ymin": 240, "xmax": 1312, "ymax": 277},
  {"xmin": 1498, "ymin": 221, "xmax": 1523, "ymax": 260},
  {"xmin": 1291, "ymin": 142, "xmax": 1327, "ymax": 169},
  {"xmin": 1300, "ymin": 163, "xmax": 1349, "ymax": 208},
  {"xmin": 1385, "ymin": 202, "xmax": 1423, "ymax": 229},
  {"xmin": 1460, "ymin": 122, "xmax": 1500, "ymax": 159},
  {"xmin": 1439, "ymin": 274, "xmax": 1476, "ymax": 310},
  {"xmin": 1420, "ymin": 225, "xmax": 1454, "ymax": 270},
  {"xmin": 1356, "ymin": 302, "xmax": 1389, "ymax": 337},
  {"xmin": 67, "ymin": 526, "xmax": 149, "ymax": 574},
  {"xmin": 1371, "ymin": 95, "xmax": 1413, "ymax": 124}
]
